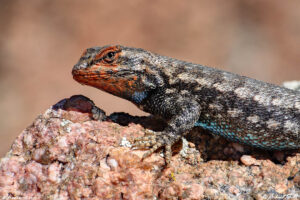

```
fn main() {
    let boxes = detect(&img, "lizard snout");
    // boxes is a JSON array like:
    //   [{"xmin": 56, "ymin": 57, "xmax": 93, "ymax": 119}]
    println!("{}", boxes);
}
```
[{"xmin": 72, "ymin": 62, "xmax": 88, "ymax": 75}]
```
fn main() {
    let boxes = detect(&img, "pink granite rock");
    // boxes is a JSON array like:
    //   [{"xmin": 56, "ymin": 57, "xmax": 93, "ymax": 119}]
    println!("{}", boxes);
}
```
[{"xmin": 0, "ymin": 95, "xmax": 299, "ymax": 199}]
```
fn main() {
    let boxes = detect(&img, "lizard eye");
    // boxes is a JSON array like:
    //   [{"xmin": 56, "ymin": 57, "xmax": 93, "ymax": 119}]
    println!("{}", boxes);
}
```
[{"xmin": 103, "ymin": 51, "xmax": 116, "ymax": 63}]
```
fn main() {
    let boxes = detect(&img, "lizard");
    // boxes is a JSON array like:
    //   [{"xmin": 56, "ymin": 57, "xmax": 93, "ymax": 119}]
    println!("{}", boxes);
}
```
[{"xmin": 72, "ymin": 45, "xmax": 300, "ymax": 164}]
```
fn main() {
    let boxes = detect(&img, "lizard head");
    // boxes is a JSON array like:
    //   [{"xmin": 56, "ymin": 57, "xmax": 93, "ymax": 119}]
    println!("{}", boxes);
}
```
[{"xmin": 72, "ymin": 45, "xmax": 164, "ymax": 103}]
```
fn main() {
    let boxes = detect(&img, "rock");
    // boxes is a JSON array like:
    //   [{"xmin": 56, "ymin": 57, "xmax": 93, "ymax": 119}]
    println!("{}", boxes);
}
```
[
  {"xmin": 240, "ymin": 155, "xmax": 260, "ymax": 166},
  {"xmin": 0, "ymin": 95, "xmax": 299, "ymax": 199}
]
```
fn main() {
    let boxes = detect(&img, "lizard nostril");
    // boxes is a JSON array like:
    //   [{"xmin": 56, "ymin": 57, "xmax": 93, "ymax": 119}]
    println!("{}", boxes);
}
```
[
  {"xmin": 72, "ymin": 68, "xmax": 76, "ymax": 76},
  {"xmin": 72, "ymin": 63, "xmax": 88, "ymax": 74}
]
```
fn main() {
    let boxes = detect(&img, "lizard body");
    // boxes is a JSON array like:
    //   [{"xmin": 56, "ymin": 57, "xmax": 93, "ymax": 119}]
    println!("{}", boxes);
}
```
[{"xmin": 72, "ymin": 45, "xmax": 300, "ymax": 164}]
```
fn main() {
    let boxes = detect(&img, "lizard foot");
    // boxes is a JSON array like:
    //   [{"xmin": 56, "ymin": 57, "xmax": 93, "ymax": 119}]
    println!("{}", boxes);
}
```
[{"xmin": 132, "ymin": 130, "xmax": 180, "ymax": 165}]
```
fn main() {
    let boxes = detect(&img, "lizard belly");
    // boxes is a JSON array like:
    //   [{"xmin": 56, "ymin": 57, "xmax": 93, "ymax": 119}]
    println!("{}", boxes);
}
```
[{"xmin": 194, "ymin": 120, "xmax": 298, "ymax": 150}]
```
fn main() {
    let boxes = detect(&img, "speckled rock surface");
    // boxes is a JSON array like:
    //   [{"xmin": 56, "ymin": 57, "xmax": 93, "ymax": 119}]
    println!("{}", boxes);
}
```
[{"xmin": 0, "ymin": 95, "xmax": 300, "ymax": 200}]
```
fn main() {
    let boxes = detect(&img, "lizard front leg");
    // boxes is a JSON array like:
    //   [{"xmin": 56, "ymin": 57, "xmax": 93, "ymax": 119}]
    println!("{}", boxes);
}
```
[{"xmin": 133, "ymin": 100, "xmax": 201, "ymax": 165}]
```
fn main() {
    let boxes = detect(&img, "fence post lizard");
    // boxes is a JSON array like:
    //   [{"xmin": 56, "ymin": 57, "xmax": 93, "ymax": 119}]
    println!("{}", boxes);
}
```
[{"xmin": 72, "ymin": 45, "xmax": 300, "ymax": 164}]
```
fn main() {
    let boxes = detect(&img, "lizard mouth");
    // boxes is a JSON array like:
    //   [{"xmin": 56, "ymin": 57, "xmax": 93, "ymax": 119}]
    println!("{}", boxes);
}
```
[
  {"xmin": 72, "ymin": 69, "xmax": 141, "ymax": 98},
  {"xmin": 72, "ymin": 67, "xmax": 139, "ymax": 85},
  {"xmin": 72, "ymin": 62, "xmax": 144, "ymax": 97},
  {"xmin": 72, "ymin": 67, "xmax": 137, "ymax": 79}
]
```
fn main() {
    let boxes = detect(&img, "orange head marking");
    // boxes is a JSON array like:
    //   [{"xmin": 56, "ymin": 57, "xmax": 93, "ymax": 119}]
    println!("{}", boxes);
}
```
[{"xmin": 72, "ymin": 45, "xmax": 145, "ymax": 101}]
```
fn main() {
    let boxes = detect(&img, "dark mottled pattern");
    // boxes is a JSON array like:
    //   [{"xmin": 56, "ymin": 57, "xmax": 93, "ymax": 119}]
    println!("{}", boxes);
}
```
[{"xmin": 72, "ymin": 45, "xmax": 300, "ymax": 163}]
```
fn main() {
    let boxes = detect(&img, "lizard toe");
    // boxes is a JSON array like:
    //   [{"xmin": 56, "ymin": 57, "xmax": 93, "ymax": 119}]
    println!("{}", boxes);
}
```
[{"xmin": 132, "ymin": 131, "xmax": 179, "ymax": 165}]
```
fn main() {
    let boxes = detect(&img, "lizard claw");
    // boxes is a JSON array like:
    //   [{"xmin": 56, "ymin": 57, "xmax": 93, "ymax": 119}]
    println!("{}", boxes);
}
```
[
  {"xmin": 132, "ymin": 130, "xmax": 179, "ymax": 165},
  {"xmin": 132, "ymin": 130, "xmax": 162, "ymax": 147}
]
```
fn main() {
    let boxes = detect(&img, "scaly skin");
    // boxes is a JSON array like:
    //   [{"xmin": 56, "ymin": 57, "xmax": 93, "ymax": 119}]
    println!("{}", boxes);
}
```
[{"xmin": 72, "ymin": 45, "xmax": 300, "ymax": 164}]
